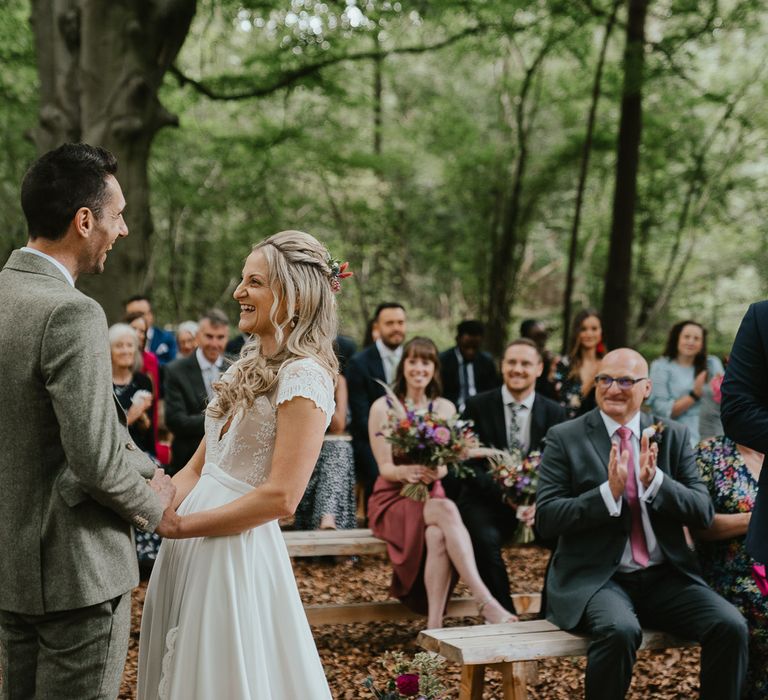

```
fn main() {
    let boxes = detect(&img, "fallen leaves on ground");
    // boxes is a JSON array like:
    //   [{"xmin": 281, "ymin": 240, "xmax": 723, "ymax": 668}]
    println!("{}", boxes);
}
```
[{"xmin": 120, "ymin": 546, "xmax": 700, "ymax": 699}]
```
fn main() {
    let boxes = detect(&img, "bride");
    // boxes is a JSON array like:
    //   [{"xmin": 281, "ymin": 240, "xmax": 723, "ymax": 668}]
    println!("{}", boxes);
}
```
[{"xmin": 138, "ymin": 231, "xmax": 342, "ymax": 699}]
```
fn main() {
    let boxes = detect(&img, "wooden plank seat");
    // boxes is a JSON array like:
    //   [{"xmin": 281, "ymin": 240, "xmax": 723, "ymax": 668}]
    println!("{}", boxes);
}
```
[
  {"xmin": 417, "ymin": 620, "xmax": 698, "ymax": 700},
  {"xmin": 283, "ymin": 528, "xmax": 387, "ymax": 557}
]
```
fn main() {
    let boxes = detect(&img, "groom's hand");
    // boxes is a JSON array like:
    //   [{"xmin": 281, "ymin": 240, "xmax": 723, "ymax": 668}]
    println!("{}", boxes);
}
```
[{"xmin": 148, "ymin": 468, "xmax": 176, "ymax": 510}]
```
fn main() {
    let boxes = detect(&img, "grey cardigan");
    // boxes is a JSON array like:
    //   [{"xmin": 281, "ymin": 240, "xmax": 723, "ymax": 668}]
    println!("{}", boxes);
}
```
[{"xmin": 0, "ymin": 251, "xmax": 164, "ymax": 615}]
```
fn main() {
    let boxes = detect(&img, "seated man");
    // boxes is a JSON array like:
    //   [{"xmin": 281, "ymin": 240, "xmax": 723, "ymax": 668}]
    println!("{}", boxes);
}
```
[
  {"xmin": 536, "ymin": 348, "xmax": 748, "ymax": 700},
  {"xmin": 450, "ymin": 338, "xmax": 565, "ymax": 613}
]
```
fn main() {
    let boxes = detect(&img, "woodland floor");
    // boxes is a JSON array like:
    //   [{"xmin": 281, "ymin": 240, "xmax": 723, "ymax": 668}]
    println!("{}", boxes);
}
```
[{"xmin": 119, "ymin": 545, "xmax": 701, "ymax": 699}]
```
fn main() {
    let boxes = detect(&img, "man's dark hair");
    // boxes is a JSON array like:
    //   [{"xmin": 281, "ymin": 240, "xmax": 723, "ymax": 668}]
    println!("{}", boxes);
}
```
[
  {"xmin": 663, "ymin": 320, "xmax": 709, "ymax": 376},
  {"xmin": 125, "ymin": 294, "xmax": 151, "ymax": 307},
  {"xmin": 374, "ymin": 302, "xmax": 405, "ymax": 321},
  {"xmin": 457, "ymin": 319, "xmax": 485, "ymax": 337},
  {"xmin": 519, "ymin": 319, "xmax": 541, "ymax": 337},
  {"xmin": 21, "ymin": 143, "xmax": 118, "ymax": 241},
  {"xmin": 200, "ymin": 308, "xmax": 230, "ymax": 327}
]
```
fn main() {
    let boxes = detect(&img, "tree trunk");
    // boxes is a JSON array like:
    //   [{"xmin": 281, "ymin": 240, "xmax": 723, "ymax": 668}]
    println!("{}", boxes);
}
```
[
  {"xmin": 600, "ymin": 0, "xmax": 649, "ymax": 349},
  {"xmin": 561, "ymin": 0, "xmax": 620, "ymax": 355},
  {"xmin": 30, "ymin": 0, "xmax": 196, "ymax": 323}
]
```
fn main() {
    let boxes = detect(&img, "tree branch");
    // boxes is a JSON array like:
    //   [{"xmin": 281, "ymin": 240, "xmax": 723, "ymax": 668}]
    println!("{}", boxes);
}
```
[{"xmin": 170, "ymin": 24, "xmax": 490, "ymax": 101}]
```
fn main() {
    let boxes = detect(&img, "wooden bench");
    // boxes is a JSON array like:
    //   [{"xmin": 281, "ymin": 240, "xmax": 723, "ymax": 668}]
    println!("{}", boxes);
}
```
[
  {"xmin": 282, "ymin": 528, "xmax": 541, "ymax": 626},
  {"xmin": 418, "ymin": 620, "xmax": 697, "ymax": 700}
]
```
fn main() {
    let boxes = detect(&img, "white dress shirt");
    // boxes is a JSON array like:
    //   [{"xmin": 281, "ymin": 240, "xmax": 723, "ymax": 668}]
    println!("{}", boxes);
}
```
[
  {"xmin": 598, "ymin": 410, "xmax": 665, "ymax": 572},
  {"xmin": 501, "ymin": 385, "xmax": 535, "ymax": 454},
  {"xmin": 196, "ymin": 347, "xmax": 224, "ymax": 400},
  {"xmin": 20, "ymin": 247, "xmax": 75, "ymax": 287},
  {"xmin": 376, "ymin": 338, "xmax": 403, "ymax": 384}
]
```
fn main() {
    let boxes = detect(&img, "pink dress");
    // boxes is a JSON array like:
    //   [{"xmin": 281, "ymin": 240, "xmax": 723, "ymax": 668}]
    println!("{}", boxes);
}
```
[{"xmin": 367, "ymin": 465, "xmax": 456, "ymax": 615}]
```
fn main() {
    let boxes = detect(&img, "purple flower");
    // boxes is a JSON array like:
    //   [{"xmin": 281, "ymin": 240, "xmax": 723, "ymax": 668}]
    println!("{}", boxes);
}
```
[
  {"xmin": 395, "ymin": 673, "xmax": 420, "ymax": 696},
  {"xmin": 433, "ymin": 426, "xmax": 451, "ymax": 445}
]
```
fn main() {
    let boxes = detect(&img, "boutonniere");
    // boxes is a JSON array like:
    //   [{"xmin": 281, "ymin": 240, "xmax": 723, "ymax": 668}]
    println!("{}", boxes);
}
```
[{"xmin": 641, "ymin": 420, "xmax": 665, "ymax": 446}]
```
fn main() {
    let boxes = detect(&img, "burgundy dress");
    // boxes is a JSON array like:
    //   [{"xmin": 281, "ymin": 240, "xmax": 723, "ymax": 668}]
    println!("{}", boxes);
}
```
[{"xmin": 367, "ymin": 463, "xmax": 456, "ymax": 615}]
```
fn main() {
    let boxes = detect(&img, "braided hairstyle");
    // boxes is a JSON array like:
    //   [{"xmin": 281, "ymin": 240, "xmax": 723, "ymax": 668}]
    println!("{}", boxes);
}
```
[{"xmin": 209, "ymin": 230, "xmax": 339, "ymax": 418}]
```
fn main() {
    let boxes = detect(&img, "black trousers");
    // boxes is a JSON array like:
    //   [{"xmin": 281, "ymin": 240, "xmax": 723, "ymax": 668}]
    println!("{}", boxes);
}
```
[{"xmin": 579, "ymin": 563, "xmax": 748, "ymax": 700}]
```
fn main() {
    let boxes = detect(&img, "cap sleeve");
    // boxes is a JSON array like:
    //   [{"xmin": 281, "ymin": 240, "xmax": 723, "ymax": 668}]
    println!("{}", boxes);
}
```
[{"xmin": 276, "ymin": 358, "xmax": 335, "ymax": 428}]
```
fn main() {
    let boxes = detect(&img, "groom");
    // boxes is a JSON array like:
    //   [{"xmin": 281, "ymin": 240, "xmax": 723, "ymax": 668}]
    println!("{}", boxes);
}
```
[{"xmin": 0, "ymin": 144, "xmax": 176, "ymax": 699}]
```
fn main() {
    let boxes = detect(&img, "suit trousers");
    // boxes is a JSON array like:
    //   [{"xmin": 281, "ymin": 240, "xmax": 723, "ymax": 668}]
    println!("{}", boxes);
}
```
[
  {"xmin": 0, "ymin": 593, "xmax": 130, "ymax": 700},
  {"xmin": 456, "ymin": 493, "xmax": 517, "ymax": 613},
  {"xmin": 579, "ymin": 563, "xmax": 748, "ymax": 700}
]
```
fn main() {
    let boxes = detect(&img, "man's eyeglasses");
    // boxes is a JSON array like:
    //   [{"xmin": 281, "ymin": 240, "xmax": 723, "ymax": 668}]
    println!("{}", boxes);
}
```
[{"xmin": 595, "ymin": 375, "xmax": 648, "ymax": 390}]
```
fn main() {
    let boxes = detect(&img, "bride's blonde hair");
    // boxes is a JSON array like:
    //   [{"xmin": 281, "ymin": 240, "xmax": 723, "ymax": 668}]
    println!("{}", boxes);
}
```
[{"xmin": 209, "ymin": 230, "xmax": 339, "ymax": 418}]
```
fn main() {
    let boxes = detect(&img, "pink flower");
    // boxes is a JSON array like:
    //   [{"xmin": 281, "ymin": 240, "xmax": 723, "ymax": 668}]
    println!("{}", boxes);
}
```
[
  {"xmin": 395, "ymin": 673, "xmax": 420, "ymax": 696},
  {"xmin": 433, "ymin": 426, "xmax": 451, "ymax": 445}
]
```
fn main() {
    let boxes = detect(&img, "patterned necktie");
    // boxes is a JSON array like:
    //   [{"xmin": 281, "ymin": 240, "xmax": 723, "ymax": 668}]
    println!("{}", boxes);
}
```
[
  {"xmin": 384, "ymin": 354, "xmax": 398, "ymax": 384},
  {"xmin": 203, "ymin": 366, "xmax": 218, "ymax": 401},
  {"xmin": 508, "ymin": 404, "xmax": 524, "ymax": 454},
  {"xmin": 617, "ymin": 426, "xmax": 650, "ymax": 567}
]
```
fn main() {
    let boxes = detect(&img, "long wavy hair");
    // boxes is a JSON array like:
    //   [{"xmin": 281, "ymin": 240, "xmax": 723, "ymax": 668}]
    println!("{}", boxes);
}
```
[
  {"xmin": 393, "ymin": 337, "xmax": 442, "ymax": 401},
  {"xmin": 209, "ymin": 231, "xmax": 339, "ymax": 418},
  {"xmin": 663, "ymin": 320, "xmax": 708, "ymax": 376},
  {"xmin": 566, "ymin": 308, "xmax": 605, "ymax": 379}
]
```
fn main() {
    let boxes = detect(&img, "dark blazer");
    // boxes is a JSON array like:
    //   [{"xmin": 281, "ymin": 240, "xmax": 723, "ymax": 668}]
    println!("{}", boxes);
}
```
[
  {"xmin": 344, "ymin": 343, "xmax": 388, "ymax": 489},
  {"xmin": 149, "ymin": 325, "xmax": 177, "ymax": 366},
  {"xmin": 535, "ymin": 409, "xmax": 713, "ymax": 630},
  {"xmin": 460, "ymin": 387, "xmax": 566, "ymax": 499},
  {"xmin": 439, "ymin": 347, "xmax": 500, "ymax": 406},
  {"xmin": 164, "ymin": 352, "xmax": 208, "ymax": 474},
  {"xmin": 721, "ymin": 300, "xmax": 768, "ymax": 562}
]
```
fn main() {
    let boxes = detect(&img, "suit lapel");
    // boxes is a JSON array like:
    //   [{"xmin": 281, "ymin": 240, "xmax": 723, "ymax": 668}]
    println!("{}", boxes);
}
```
[
  {"xmin": 188, "ymin": 354, "xmax": 208, "ymax": 403},
  {"xmin": 491, "ymin": 389, "xmax": 508, "ymax": 449},
  {"xmin": 370, "ymin": 346, "xmax": 386, "ymax": 383},
  {"xmin": 529, "ymin": 394, "xmax": 545, "ymax": 451},
  {"xmin": 585, "ymin": 408, "xmax": 612, "ymax": 472}
]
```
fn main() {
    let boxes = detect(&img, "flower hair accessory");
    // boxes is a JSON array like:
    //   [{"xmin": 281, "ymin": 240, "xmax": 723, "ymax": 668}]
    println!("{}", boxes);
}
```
[{"xmin": 327, "ymin": 256, "xmax": 353, "ymax": 293}]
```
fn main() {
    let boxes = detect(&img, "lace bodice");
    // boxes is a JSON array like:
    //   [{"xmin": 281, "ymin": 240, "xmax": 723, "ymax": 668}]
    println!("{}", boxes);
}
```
[{"xmin": 203, "ymin": 358, "xmax": 335, "ymax": 487}]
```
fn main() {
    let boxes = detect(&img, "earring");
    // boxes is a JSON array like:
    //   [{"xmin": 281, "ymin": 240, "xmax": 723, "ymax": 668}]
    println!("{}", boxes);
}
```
[{"xmin": 290, "ymin": 315, "xmax": 298, "ymax": 329}]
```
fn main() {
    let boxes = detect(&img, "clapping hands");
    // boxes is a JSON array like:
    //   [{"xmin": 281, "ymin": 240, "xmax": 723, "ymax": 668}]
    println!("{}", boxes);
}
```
[{"xmin": 608, "ymin": 434, "xmax": 658, "ymax": 501}]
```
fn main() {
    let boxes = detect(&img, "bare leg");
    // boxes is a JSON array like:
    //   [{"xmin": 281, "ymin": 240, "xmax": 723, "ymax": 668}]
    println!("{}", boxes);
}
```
[
  {"xmin": 319, "ymin": 513, "xmax": 336, "ymax": 530},
  {"xmin": 424, "ymin": 525, "xmax": 453, "ymax": 629},
  {"xmin": 423, "ymin": 498, "xmax": 516, "ymax": 624}
]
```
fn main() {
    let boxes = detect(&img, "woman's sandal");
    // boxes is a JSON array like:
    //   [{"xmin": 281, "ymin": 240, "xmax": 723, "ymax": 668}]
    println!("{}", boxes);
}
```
[{"xmin": 477, "ymin": 598, "xmax": 519, "ymax": 624}]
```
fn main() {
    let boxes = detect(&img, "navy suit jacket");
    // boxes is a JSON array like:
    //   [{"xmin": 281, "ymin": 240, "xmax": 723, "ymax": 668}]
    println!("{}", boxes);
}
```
[
  {"xmin": 344, "ymin": 344, "xmax": 388, "ymax": 485},
  {"xmin": 149, "ymin": 326, "xmax": 177, "ymax": 366},
  {"xmin": 721, "ymin": 300, "xmax": 768, "ymax": 562},
  {"xmin": 439, "ymin": 347, "xmax": 501, "ymax": 406}
]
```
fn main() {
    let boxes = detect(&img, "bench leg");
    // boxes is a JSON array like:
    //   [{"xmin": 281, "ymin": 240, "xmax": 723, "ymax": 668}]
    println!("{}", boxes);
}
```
[
  {"xmin": 459, "ymin": 664, "xmax": 485, "ymax": 700},
  {"xmin": 501, "ymin": 661, "xmax": 532, "ymax": 700}
]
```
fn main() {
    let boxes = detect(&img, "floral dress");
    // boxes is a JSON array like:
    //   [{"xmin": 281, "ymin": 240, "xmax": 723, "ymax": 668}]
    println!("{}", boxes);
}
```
[
  {"xmin": 554, "ymin": 357, "xmax": 596, "ymax": 420},
  {"xmin": 696, "ymin": 436, "xmax": 767, "ymax": 700}
]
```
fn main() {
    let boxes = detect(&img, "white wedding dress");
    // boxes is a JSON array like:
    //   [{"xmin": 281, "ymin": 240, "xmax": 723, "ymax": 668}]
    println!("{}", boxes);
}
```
[{"xmin": 137, "ymin": 358, "xmax": 334, "ymax": 700}]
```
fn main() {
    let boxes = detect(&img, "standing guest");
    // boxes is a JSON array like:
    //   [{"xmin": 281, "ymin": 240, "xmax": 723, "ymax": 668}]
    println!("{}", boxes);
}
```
[
  {"xmin": 110, "ymin": 323, "xmax": 154, "ymax": 455},
  {"xmin": 225, "ymin": 330, "xmax": 249, "ymax": 359},
  {"xmin": 164, "ymin": 309, "xmax": 229, "ymax": 475},
  {"xmin": 648, "ymin": 320, "xmax": 724, "ymax": 447},
  {"xmin": 536, "ymin": 348, "xmax": 748, "ymax": 700},
  {"xmin": 367, "ymin": 338, "xmax": 515, "ymax": 629},
  {"xmin": 334, "ymin": 333, "xmax": 358, "ymax": 371},
  {"xmin": 0, "ymin": 143, "xmax": 174, "ymax": 699},
  {"xmin": 176, "ymin": 320, "xmax": 199, "ymax": 358},
  {"xmin": 126, "ymin": 310, "xmax": 161, "ymax": 398},
  {"xmin": 439, "ymin": 319, "xmax": 501, "ymax": 412},
  {"xmin": 125, "ymin": 294, "xmax": 177, "ymax": 366},
  {"xmin": 345, "ymin": 302, "xmax": 406, "ymax": 499},
  {"xmin": 520, "ymin": 318, "xmax": 558, "ymax": 399},
  {"xmin": 554, "ymin": 308, "xmax": 604, "ymax": 419},
  {"xmin": 450, "ymin": 339, "xmax": 565, "ymax": 612},
  {"xmin": 695, "ymin": 436, "xmax": 768, "ymax": 700},
  {"xmin": 721, "ymin": 301, "xmax": 768, "ymax": 565}
]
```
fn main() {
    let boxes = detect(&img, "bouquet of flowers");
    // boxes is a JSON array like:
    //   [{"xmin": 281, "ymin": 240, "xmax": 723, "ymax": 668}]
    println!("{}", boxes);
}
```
[
  {"xmin": 363, "ymin": 651, "xmax": 446, "ymax": 699},
  {"xmin": 378, "ymin": 395, "xmax": 478, "ymax": 502},
  {"xmin": 486, "ymin": 449, "xmax": 543, "ymax": 544}
]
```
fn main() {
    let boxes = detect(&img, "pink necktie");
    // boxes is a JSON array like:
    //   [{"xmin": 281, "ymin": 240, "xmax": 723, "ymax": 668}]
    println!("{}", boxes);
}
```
[{"xmin": 617, "ymin": 427, "xmax": 650, "ymax": 567}]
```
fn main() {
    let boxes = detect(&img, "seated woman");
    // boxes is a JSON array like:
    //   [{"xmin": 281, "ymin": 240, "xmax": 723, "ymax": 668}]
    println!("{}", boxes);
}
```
[
  {"xmin": 649, "ymin": 320, "xmax": 724, "ymax": 446},
  {"xmin": 367, "ymin": 337, "xmax": 514, "ymax": 629},
  {"xmin": 695, "ymin": 435, "xmax": 767, "ymax": 699},
  {"xmin": 293, "ymin": 373, "xmax": 356, "ymax": 531},
  {"xmin": 554, "ymin": 308, "xmax": 604, "ymax": 419}
]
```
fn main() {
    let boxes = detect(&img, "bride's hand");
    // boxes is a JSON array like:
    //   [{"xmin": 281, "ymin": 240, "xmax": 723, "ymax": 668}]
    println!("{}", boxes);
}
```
[
  {"xmin": 398, "ymin": 464, "xmax": 428, "ymax": 484},
  {"xmin": 421, "ymin": 465, "xmax": 447, "ymax": 483},
  {"xmin": 155, "ymin": 507, "xmax": 182, "ymax": 538}
]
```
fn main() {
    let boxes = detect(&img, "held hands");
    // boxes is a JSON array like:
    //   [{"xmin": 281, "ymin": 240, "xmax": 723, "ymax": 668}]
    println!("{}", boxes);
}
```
[
  {"xmin": 148, "ymin": 467, "xmax": 176, "ymax": 509},
  {"xmin": 608, "ymin": 435, "xmax": 658, "ymax": 501},
  {"xmin": 398, "ymin": 464, "xmax": 446, "ymax": 484}
]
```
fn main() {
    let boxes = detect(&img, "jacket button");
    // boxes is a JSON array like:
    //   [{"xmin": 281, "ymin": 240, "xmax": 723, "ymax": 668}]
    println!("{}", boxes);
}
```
[{"xmin": 126, "ymin": 442, "xmax": 137, "ymax": 451}]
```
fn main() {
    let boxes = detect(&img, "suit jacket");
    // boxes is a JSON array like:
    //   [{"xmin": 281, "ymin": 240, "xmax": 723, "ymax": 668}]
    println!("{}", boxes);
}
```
[
  {"xmin": 439, "ymin": 347, "xmax": 500, "ymax": 406},
  {"xmin": 164, "ymin": 352, "xmax": 209, "ymax": 473},
  {"xmin": 344, "ymin": 344, "xmax": 388, "ymax": 483},
  {"xmin": 0, "ymin": 251, "xmax": 164, "ymax": 615},
  {"xmin": 535, "ymin": 408, "xmax": 714, "ymax": 630},
  {"xmin": 721, "ymin": 300, "xmax": 768, "ymax": 562},
  {"xmin": 149, "ymin": 325, "xmax": 177, "ymax": 365},
  {"xmin": 458, "ymin": 388, "xmax": 566, "ymax": 500}
]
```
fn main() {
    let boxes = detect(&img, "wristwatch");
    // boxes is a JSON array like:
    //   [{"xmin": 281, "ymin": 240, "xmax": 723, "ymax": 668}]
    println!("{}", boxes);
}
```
[{"xmin": 689, "ymin": 390, "xmax": 700, "ymax": 401}]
